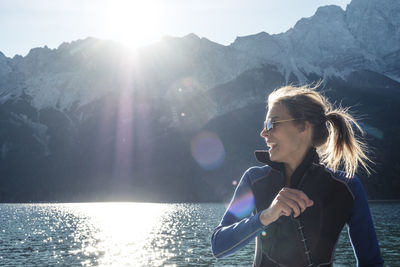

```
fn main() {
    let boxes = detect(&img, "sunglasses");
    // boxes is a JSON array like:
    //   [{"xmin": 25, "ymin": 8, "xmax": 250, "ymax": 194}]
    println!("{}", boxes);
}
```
[{"xmin": 263, "ymin": 118, "xmax": 300, "ymax": 132}]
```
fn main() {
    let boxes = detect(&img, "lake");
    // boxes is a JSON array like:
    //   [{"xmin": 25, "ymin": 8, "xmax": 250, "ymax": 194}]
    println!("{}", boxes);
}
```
[{"xmin": 0, "ymin": 202, "xmax": 398, "ymax": 266}]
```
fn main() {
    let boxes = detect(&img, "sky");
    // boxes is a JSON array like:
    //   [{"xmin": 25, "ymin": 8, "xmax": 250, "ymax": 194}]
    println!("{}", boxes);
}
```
[{"xmin": 0, "ymin": 0, "xmax": 352, "ymax": 58}]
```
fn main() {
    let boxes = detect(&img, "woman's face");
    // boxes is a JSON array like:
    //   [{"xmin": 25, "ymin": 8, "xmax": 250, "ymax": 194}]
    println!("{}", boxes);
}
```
[{"xmin": 260, "ymin": 103, "xmax": 310, "ymax": 164}]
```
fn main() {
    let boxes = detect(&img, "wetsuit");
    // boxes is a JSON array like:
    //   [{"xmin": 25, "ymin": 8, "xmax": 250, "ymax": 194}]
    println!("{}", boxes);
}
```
[{"xmin": 211, "ymin": 148, "xmax": 383, "ymax": 266}]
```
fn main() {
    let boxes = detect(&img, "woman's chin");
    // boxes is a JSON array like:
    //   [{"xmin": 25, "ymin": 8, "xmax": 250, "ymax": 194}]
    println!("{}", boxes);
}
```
[{"xmin": 268, "ymin": 150, "xmax": 279, "ymax": 162}]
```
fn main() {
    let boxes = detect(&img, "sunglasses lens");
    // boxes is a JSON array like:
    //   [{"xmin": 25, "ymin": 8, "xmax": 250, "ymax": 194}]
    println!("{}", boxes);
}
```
[
  {"xmin": 264, "ymin": 119, "xmax": 273, "ymax": 131},
  {"xmin": 268, "ymin": 119, "xmax": 273, "ymax": 131}
]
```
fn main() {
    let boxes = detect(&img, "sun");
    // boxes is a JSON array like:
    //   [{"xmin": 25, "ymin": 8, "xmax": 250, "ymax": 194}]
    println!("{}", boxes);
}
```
[{"xmin": 104, "ymin": 0, "xmax": 164, "ymax": 49}]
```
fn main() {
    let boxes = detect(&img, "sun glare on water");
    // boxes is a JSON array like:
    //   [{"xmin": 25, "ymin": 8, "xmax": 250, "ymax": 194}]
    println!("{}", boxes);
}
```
[
  {"xmin": 103, "ymin": 0, "xmax": 164, "ymax": 49},
  {"xmin": 70, "ymin": 203, "xmax": 174, "ymax": 266}
]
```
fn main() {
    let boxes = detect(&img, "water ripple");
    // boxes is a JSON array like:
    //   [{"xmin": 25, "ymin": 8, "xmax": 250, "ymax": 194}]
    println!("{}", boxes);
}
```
[{"xmin": 0, "ymin": 202, "xmax": 398, "ymax": 266}]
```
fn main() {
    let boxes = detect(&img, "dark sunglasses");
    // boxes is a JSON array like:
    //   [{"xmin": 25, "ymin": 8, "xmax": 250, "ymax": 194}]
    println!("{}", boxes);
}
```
[{"xmin": 263, "ymin": 118, "xmax": 300, "ymax": 132}]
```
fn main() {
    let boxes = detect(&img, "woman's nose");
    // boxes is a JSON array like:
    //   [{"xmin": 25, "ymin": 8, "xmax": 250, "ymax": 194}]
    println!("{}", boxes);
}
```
[{"xmin": 260, "ymin": 128, "xmax": 268, "ymax": 138}]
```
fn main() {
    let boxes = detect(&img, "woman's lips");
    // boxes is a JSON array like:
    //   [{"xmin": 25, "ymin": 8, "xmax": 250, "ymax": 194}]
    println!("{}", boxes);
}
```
[{"xmin": 267, "ymin": 143, "xmax": 277, "ymax": 150}]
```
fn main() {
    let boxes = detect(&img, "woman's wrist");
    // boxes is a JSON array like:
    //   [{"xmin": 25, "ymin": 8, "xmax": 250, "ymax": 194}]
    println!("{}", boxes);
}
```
[{"xmin": 259, "ymin": 208, "xmax": 275, "ymax": 226}]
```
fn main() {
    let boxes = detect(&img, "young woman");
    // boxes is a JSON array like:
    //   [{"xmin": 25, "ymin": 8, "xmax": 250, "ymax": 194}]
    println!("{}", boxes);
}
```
[{"xmin": 211, "ymin": 85, "xmax": 383, "ymax": 266}]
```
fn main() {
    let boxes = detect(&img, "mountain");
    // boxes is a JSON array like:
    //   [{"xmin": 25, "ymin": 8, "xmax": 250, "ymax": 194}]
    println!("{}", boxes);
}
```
[
  {"xmin": 232, "ymin": 0, "xmax": 400, "ymax": 83},
  {"xmin": 0, "ymin": 0, "xmax": 399, "ymax": 202}
]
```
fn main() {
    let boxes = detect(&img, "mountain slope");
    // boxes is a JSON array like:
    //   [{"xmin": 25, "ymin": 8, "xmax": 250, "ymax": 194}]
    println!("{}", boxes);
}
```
[{"xmin": 0, "ymin": 0, "xmax": 399, "ymax": 202}]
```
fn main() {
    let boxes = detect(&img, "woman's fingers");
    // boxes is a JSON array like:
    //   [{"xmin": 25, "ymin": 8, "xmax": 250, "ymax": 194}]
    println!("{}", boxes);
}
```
[
  {"xmin": 263, "ymin": 188, "xmax": 314, "ymax": 225},
  {"xmin": 283, "ymin": 188, "xmax": 313, "ymax": 207},
  {"xmin": 277, "ymin": 194, "xmax": 301, "ymax": 217},
  {"xmin": 282, "ymin": 188, "xmax": 313, "ymax": 213},
  {"xmin": 274, "ymin": 188, "xmax": 314, "ymax": 218},
  {"xmin": 275, "ymin": 199, "xmax": 294, "ymax": 217},
  {"xmin": 287, "ymin": 188, "xmax": 314, "ymax": 207}
]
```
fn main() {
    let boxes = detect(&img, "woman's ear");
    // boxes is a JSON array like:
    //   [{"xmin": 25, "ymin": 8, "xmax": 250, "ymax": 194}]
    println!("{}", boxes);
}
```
[{"xmin": 300, "ymin": 121, "xmax": 311, "ymax": 133}]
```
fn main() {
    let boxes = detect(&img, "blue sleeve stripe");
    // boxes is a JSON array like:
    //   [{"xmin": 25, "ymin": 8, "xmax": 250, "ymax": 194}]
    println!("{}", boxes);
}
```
[{"xmin": 214, "ymin": 221, "xmax": 263, "ymax": 258}]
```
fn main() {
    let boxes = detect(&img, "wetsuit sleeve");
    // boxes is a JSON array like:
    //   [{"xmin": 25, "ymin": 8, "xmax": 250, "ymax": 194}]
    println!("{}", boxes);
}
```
[
  {"xmin": 347, "ymin": 176, "xmax": 384, "ymax": 267},
  {"xmin": 211, "ymin": 169, "xmax": 265, "ymax": 258}
]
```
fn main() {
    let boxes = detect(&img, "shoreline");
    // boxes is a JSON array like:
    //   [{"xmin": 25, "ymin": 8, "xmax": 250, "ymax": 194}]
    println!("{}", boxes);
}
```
[{"xmin": 368, "ymin": 199, "xmax": 400, "ymax": 203}]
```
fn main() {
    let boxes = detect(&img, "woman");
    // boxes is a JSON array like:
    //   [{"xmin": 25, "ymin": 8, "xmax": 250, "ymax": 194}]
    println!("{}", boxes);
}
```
[{"xmin": 211, "ymin": 84, "xmax": 383, "ymax": 266}]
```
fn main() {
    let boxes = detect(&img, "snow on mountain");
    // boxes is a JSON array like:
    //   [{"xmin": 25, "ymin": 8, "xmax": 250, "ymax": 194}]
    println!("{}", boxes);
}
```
[
  {"xmin": 0, "ymin": 0, "xmax": 399, "ymax": 114},
  {"xmin": 138, "ymin": 33, "xmax": 263, "ymax": 93},
  {"xmin": 13, "ymin": 38, "xmax": 131, "ymax": 111},
  {"xmin": 286, "ymin": 5, "xmax": 370, "ymax": 67},
  {"xmin": 346, "ymin": 0, "xmax": 400, "ymax": 80},
  {"xmin": 346, "ymin": 0, "xmax": 400, "ymax": 57},
  {"xmin": 230, "ymin": 32, "xmax": 282, "ymax": 63},
  {"xmin": 0, "ymin": 51, "xmax": 24, "ymax": 101},
  {"xmin": 0, "ymin": 52, "xmax": 11, "ymax": 78},
  {"xmin": 231, "ymin": 0, "xmax": 399, "ymax": 83},
  {"xmin": 0, "ymin": 34, "xmax": 264, "ymax": 112}
]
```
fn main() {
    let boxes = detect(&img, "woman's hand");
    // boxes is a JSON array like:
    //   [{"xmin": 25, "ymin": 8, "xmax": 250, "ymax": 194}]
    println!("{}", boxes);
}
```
[{"xmin": 260, "ymin": 187, "xmax": 314, "ymax": 226}]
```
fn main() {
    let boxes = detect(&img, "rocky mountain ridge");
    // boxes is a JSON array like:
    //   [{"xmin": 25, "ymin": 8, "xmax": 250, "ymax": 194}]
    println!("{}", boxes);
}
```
[
  {"xmin": 0, "ymin": 0, "xmax": 399, "ymax": 202},
  {"xmin": 232, "ymin": 0, "xmax": 400, "ymax": 83},
  {"xmin": 0, "ymin": 0, "xmax": 399, "ymax": 112}
]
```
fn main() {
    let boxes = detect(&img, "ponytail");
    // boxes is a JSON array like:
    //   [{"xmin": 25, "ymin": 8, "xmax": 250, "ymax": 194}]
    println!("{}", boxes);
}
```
[{"xmin": 321, "ymin": 108, "xmax": 371, "ymax": 178}]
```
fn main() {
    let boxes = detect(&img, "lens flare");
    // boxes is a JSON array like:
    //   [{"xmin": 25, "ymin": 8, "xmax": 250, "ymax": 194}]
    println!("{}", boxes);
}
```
[
  {"xmin": 190, "ymin": 131, "xmax": 226, "ymax": 170},
  {"xmin": 228, "ymin": 191, "xmax": 255, "ymax": 219},
  {"xmin": 358, "ymin": 122, "xmax": 384, "ymax": 140}
]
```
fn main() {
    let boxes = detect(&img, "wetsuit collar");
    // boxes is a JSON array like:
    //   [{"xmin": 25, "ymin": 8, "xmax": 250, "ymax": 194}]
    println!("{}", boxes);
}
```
[{"xmin": 254, "ymin": 147, "xmax": 320, "ymax": 188}]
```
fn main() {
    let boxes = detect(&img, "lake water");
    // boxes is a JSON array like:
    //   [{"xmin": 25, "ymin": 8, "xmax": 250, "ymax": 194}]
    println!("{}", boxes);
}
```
[{"xmin": 0, "ymin": 202, "xmax": 398, "ymax": 266}]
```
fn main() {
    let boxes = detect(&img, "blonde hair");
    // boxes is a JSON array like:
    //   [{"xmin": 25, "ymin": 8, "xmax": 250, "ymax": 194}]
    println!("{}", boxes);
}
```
[{"xmin": 267, "ymin": 83, "xmax": 372, "ymax": 178}]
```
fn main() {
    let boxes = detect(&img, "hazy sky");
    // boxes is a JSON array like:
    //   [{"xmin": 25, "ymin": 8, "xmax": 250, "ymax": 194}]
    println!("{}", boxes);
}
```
[{"xmin": 1, "ymin": 0, "xmax": 352, "ymax": 57}]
